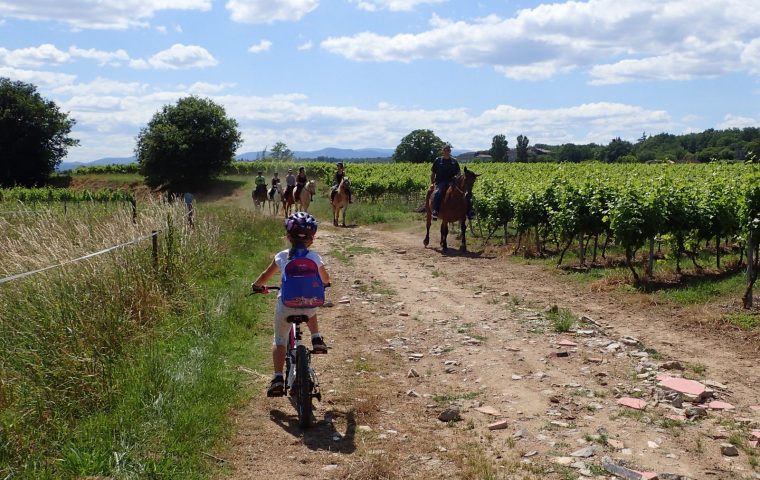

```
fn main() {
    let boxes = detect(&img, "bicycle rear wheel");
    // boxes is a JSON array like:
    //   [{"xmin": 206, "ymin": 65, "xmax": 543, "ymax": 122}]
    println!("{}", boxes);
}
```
[{"xmin": 295, "ymin": 345, "xmax": 313, "ymax": 428}]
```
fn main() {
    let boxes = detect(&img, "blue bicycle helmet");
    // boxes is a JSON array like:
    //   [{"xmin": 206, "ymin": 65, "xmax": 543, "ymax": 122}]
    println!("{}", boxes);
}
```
[{"xmin": 285, "ymin": 212, "xmax": 318, "ymax": 239}]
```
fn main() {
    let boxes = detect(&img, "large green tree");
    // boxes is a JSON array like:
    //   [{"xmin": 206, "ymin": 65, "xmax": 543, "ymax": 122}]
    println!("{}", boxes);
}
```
[
  {"xmin": 136, "ymin": 96, "xmax": 242, "ymax": 193},
  {"xmin": 392, "ymin": 129, "xmax": 445, "ymax": 163},
  {"xmin": 516, "ymin": 134, "xmax": 530, "ymax": 162},
  {"xmin": 0, "ymin": 78, "xmax": 79, "ymax": 186},
  {"xmin": 270, "ymin": 141, "xmax": 294, "ymax": 161},
  {"xmin": 490, "ymin": 134, "xmax": 509, "ymax": 162}
]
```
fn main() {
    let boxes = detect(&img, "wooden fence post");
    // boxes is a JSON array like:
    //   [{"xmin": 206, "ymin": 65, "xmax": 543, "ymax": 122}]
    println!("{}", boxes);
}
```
[
  {"xmin": 152, "ymin": 230, "xmax": 159, "ymax": 271},
  {"xmin": 745, "ymin": 231, "xmax": 755, "ymax": 309}
]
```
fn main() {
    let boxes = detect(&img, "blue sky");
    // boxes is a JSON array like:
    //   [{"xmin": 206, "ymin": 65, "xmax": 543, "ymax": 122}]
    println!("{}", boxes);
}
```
[{"xmin": 1, "ymin": 0, "xmax": 759, "ymax": 162}]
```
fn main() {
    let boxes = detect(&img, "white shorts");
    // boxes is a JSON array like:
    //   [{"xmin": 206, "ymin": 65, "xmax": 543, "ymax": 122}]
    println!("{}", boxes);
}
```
[{"xmin": 273, "ymin": 300, "xmax": 317, "ymax": 346}]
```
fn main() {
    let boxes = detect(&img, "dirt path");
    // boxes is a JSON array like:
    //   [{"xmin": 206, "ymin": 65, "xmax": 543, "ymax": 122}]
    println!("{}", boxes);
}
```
[{"xmin": 224, "ymin": 223, "xmax": 760, "ymax": 480}]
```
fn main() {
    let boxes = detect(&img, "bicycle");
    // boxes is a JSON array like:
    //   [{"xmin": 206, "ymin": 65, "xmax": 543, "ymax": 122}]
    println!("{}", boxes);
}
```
[{"xmin": 251, "ymin": 285, "xmax": 326, "ymax": 428}]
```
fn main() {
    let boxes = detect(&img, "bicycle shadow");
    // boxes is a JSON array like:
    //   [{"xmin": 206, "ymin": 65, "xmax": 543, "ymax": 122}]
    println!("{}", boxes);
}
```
[{"xmin": 269, "ymin": 407, "xmax": 357, "ymax": 453}]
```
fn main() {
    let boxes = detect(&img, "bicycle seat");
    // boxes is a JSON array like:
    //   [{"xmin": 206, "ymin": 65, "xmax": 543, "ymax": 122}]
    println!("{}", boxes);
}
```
[{"xmin": 286, "ymin": 315, "xmax": 310, "ymax": 324}]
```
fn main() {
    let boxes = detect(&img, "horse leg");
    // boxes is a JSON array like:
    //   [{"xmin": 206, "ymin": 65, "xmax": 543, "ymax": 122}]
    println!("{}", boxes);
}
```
[
  {"xmin": 423, "ymin": 210, "xmax": 431, "ymax": 247},
  {"xmin": 459, "ymin": 219, "xmax": 467, "ymax": 252},
  {"xmin": 440, "ymin": 222, "xmax": 448, "ymax": 251},
  {"xmin": 341, "ymin": 203, "xmax": 347, "ymax": 227}
]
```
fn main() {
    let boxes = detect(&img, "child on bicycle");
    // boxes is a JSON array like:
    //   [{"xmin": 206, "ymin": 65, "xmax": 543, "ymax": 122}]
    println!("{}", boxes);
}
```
[{"xmin": 251, "ymin": 212, "xmax": 331, "ymax": 397}]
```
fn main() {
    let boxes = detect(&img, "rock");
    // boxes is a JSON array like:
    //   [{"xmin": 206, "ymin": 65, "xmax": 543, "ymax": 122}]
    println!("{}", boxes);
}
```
[
  {"xmin": 647, "ymin": 440, "xmax": 659, "ymax": 449},
  {"xmin": 511, "ymin": 374, "xmax": 523, "ymax": 380},
  {"xmin": 721, "ymin": 443, "xmax": 739, "ymax": 456},
  {"xmin": 606, "ymin": 342, "xmax": 622, "ymax": 352},
  {"xmin": 358, "ymin": 425, "xmax": 373, "ymax": 432},
  {"xmin": 620, "ymin": 336, "xmax": 641, "ymax": 346},
  {"xmin": 607, "ymin": 439, "xmax": 625, "ymax": 449},
  {"xmin": 617, "ymin": 397, "xmax": 648, "ymax": 410},
  {"xmin": 322, "ymin": 464, "xmax": 339, "ymax": 471},
  {"xmin": 708, "ymin": 400, "xmax": 735, "ymax": 410},
  {"xmin": 488, "ymin": 419, "xmax": 509, "ymax": 430},
  {"xmin": 570, "ymin": 446, "xmax": 595, "ymax": 458},
  {"xmin": 407, "ymin": 368, "xmax": 420, "ymax": 378},
  {"xmin": 438, "ymin": 406, "xmax": 461, "ymax": 422},
  {"xmin": 601, "ymin": 458, "xmax": 656, "ymax": 480},
  {"xmin": 660, "ymin": 361, "xmax": 685, "ymax": 371},
  {"xmin": 550, "ymin": 420, "xmax": 570, "ymax": 428},
  {"xmin": 705, "ymin": 380, "xmax": 728, "ymax": 390},
  {"xmin": 685, "ymin": 406, "xmax": 707, "ymax": 419},
  {"xmin": 552, "ymin": 457, "xmax": 574, "ymax": 466},
  {"xmin": 657, "ymin": 376, "xmax": 708, "ymax": 402},
  {"xmin": 475, "ymin": 406, "xmax": 501, "ymax": 416},
  {"xmin": 558, "ymin": 339, "xmax": 578, "ymax": 347},
  {"xmin": 406, "ymin": 389, "xmax": 421, "ymax": 398},
  {"xmin": 549, "ymin": 351, "xmax": 570, "ymax": 358},
  {"xmin": 523, "ymin": 450, "xmax": 538, "ymax": 458}
]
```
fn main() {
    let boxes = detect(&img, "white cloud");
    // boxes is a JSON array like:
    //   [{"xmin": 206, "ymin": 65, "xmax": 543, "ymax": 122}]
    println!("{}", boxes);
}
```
[
  {"xmin": 298, "ymin": 40, "xmax": 313, "ymax": 51},
  {"xmin": 130, "ymin": 44, "xmax": 218, "ymax": 69},
  {"xmin": 322, "ymin": 0, "xmax": 760, "ymax": 83},
  {"xmin": 52, "ymin": 77, "xmax": 147, "ymax": 96},
  {"xmin": 46, "ymin": 76, "xmax": 676, "ymax": 161},
  {"xmin": 156, "ymin": 25, "xmax": 168, "ymax": 33},
  {"xmin": 0, "ymin": 66, "xmax": 76, "ymax": 87},
  {"xmin": 226, "ymin": 0, "xmax": 318, "ymax": 24},
  {"xmin": 248, "ymin": 40, "xmax": 272, "ymax": 54},
  {"xmin": 185, "ymin": 81, "xmax": 236, "ymax": 93},
  {"xmin": 0, "ymin": 44, "xmax": 69, "ymax": 67},
  {"xmin": 0, "ymin": 0, "xmax": 212, "ymax": 29},
  {"xmin": 68, "ymin": 46, "xmax": 130, "ymax": 66},
  {"xmin": 718, "ymin": 114, "xmax": 758, "ymax": 130},
  {"xmin": 350, "ymin": 0, "xmax": 445, "ymax": 12}
]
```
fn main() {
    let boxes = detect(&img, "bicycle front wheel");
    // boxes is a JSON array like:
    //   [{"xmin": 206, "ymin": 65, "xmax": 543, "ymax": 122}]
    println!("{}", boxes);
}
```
[{"xmin": 295, "ymin": 345, "xmax": 313, "ymax": 428}]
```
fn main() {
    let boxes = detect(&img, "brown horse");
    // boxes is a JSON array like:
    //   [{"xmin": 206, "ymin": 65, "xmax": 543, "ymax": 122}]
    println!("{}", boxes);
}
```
[
  {"xmin": 331, "ymin": 177, "xmax": 350, "ymax": 226},
  {"xmin": 252, "ymin": 184, "xmax": 268, "ymax": 210},
  {"xmin": 282, "ymin": 185, "xmax": 295, "ymax": 217},
  {"xmin": 423, "ymin": 167, "xmax": 479, "ymax": 252}
]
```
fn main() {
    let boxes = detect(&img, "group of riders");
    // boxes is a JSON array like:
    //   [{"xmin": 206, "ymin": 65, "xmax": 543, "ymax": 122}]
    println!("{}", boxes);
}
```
[
  {"xmin": 253, "ymin": 163, "xmax": 353, "ymax": 206},
  {"xmin": 252, "ymin": 144, "xmax": 472, "ymax": 217}
]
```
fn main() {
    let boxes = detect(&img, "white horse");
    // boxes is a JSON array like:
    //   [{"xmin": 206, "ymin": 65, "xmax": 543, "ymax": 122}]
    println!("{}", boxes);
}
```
[
  {"xmin": 268, "ymin": 183, "xmax": 283, "ymax": 216},
  {"xmin": 297, "ymin": 180, "xmax": 317, "ymax": 213}
]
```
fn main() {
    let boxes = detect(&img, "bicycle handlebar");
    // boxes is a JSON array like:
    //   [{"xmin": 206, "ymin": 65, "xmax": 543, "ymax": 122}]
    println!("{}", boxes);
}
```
[{"xmin": 250, "ymin": 283, "xmax": 330, "ymax": 295}]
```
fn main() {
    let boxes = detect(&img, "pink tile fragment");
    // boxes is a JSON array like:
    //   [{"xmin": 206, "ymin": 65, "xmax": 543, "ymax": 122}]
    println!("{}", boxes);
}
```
[
  {"xmin": 751, "ymin": 430, "xmax": 760, "ymax": 440},
  {"xmin": 750, "ymin": 405, "xmax": 760, "ymax": 411},
  {"xmin": 708, "ymin": 401, "xmax": 735, "ymax": 410},
  {"xmin": 638, "ymin": 472, "xmax": 658, "ymax": 480},
  {"xmin": 557, "ymin": 339, "xmax": 578, "ymax": 347},
  {"xmin": 657, "ymin": 376, "xmax": 706, "ymax": 397},
  {"xmin": 665, "ymin": 414, "xmax": 686, "ymax": 421},
  {"xmin": 750, "ymin": 440, "xmax": 759, "ymax": 448},
  {"xmin": 617, "ymin": 397, "xmax": 647, "ymax": 410}
]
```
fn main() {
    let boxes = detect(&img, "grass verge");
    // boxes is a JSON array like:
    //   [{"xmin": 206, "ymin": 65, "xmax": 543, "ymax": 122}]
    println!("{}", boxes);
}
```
[{"xmin": 0, "ymin": 206, "xmax": 283, "ymax": 479}]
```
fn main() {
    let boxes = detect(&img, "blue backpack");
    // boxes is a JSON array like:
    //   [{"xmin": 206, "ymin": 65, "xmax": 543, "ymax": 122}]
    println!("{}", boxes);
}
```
[{"xmin": 281, "ymin": 248, "xmax": 325, "ymax": 308}]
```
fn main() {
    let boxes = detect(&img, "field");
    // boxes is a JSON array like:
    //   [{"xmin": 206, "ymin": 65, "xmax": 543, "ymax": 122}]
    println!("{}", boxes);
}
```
[{"xmin": 1, "ymin": 162, "xmax": 759, "ymax": 479}]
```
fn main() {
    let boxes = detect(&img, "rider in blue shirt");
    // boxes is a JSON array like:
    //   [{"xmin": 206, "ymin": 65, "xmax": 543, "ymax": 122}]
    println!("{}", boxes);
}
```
[{"xmin": 430, "ymin": 144, "xmax": 461, "ymax": 220}]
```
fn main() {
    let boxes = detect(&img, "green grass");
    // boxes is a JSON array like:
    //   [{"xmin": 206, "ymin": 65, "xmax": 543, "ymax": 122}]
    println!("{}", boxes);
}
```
[
  {"xmin": 0, "ymin": 207, "xmax": 284, "ymax": 479},
  {"xmin": 725, "ymin": 311, "xmax": 760, "ymax": 330},
  {"xmin": 547, "ymin": 307, "xmax": 576, "ymax": 333}
]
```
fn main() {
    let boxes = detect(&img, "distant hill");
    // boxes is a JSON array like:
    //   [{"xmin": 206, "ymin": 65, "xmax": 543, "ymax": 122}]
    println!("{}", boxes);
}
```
[
  {"xmin": 236, "ymin": 147, "xmax": 396, "ymax": 161},
  {"xmin": 59, "ymin": 156, "xmax": 135, "ymax": 171}
]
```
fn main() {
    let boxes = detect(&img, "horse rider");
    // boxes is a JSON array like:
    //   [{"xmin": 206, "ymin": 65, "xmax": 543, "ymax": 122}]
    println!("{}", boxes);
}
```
[
  {"xmin": 284, "ymin": 168, "xmax": 296, "ymax": 200},
  {"xmin": 330, "ymin": 162, "xmax": 353, "ymax": 204},
  {"xmin": 430, "ymin": 144, "xmax": 461, "ymax": 221},
  {"xmin": 269, "ymin": 172, "xmax": 281, "ymax": 200},
  {"xmin": 429, "ymin": 145, "xmax": 476, "ymax": 221},
  {"xmin": 294, "ymin": 166, "xmax": 307, "ymax": 202},
  {"xmin": 254, "ymin": 171, "xmax": 267, "ymax": 198}
]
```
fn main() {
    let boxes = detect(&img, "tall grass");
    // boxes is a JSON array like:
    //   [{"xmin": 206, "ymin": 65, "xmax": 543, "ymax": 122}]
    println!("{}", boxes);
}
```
[{"xmin": 0, "ymin": 202, "xmax": 283, "ymax": 478}]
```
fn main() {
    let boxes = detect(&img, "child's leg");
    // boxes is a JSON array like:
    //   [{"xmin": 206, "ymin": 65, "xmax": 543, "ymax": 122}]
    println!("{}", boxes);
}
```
[
  {"xmin": 306, "ymin": 314, "xmax": 320, "ymax": 336},
  {"xmin": 272, "ymin": 344, "xmax": 286, "ymax": 374},
  {"xmin": 306, "ymin": 314, "xmax": 328, "ymax": 353}
]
